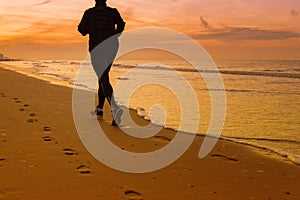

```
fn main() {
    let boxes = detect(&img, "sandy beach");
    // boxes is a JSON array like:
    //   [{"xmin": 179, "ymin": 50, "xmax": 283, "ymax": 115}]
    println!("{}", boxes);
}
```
[{"xmin": 1, "ymin": 64, "xmax": 300, "ymax": 200}]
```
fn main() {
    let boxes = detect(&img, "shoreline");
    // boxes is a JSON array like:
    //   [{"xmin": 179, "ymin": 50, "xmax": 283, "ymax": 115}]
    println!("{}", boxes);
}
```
[
  {"xmin": 0, "ymin": 62, "xmax": 299, "ymax": 165},
  {"xmin": 0, "ymin": 62, "xmax": 75, "ymax": 89},
  {"xmin": 1, "ymin": 65, "xmax": 300, "ymax": 199}
]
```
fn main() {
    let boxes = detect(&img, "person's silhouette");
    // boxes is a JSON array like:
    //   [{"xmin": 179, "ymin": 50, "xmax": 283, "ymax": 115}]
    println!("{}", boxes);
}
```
[{"xmin": 78, "ymin": 0, "xmax": 125, "ymax": 126}]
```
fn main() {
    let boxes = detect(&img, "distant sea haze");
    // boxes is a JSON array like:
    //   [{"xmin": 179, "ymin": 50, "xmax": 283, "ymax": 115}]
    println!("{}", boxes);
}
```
[
  {"xmin": 1, "ymin": 59, "xmax": 299, "ymax": 164},
  {"xmin": 0, "ymin": 53, "xmax": 21, "ymax": 61}
]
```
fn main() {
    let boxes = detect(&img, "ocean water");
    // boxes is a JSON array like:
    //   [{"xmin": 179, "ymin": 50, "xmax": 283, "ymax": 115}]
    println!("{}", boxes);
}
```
[{"xmin": 1, "ymin": 59, "xmax": 300, "ymax": 163}]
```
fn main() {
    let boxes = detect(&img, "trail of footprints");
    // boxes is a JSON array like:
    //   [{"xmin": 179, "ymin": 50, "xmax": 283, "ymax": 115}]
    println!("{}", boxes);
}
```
[
  {"xmin": 62, "ymin": 148, "xmax": 91, "ymax": 175},
  {"xmin": 12, "ymin": 97, "xmax": 38, "ymax": 123},
  {"xmin": 2, "ymin": 93, "xmax": 89, "ymax": 175},
  {"xmin": 3, "ymin": 92, "xmax": 177, "ymax": 183},
  {"xmin": 5, "ymin": 92, "xmax": 161, "ymax": 198},
  {"xmin": 13, "ymin": 95, "xmax": 54, "ymax": 146}
]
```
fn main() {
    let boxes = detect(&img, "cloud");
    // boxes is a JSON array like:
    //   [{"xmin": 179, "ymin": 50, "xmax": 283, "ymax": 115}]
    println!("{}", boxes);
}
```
[
  {"xmin": 200, "ymin": 16, "xmax": 210, "ymax": 29},
  {"xmin": 291, "ymin": 9, "xmax": 298, "ymax": 17},
  {"xmin": 33, "ymin": 1, "xmax": 51, "ymax": 7},
  {"xmin": 0, "ymin": 13, "xmax": 78, "ymax": 46},
  {"xmin": 196, "ymin": 17, "xmax": 300, "ymax": 41},
  {"xmin": 122, "ymin": 7, "xmax": 135, "ymax": 19}
]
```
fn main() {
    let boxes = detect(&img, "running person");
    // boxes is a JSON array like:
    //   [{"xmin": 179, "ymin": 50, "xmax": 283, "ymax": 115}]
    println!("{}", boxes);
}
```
[{"xmin": 78, "ymin": 0, "xmax": 125, "ymax": 125}]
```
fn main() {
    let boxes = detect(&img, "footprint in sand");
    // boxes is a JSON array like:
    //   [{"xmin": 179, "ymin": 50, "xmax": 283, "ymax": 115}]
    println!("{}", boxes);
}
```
[
  {"xmin": 42, "ymin": 136, "xmax": 52, "ymax": 142},
  {"xmin": 0, "ymin": 130, "xmax": 7, "ymax": 143},
  {"xmin": 0, "ymin": 129, "xmax": 7, "ymax": 136},
  {"xmin": 27, "ymin": 113, "xmax": 38, "ymax": 122},
  {"xmin": 0, "ymin": 93, "xmax": 6, "ymax": 97},
  {"xmin": 76, "ymin": 165, "xmax": 91, "ymax": 175},
  {"xmin": 211, "ymin": 154, "xmax": 239, "ymax": 162},
  {"xmin": 124, "ymin": 190, "xmax": 143, "ymax": 200},
  {"xmin": 153, "ymin": 135, "xmax": 171, "ymax": 142},
  {"xmin": 27, "ymin": 119, "xmax": 38, "ymax": 123},
  {"xmin": 13, "ymin": 98, "xmax": 22, "ymax": 103},
  {"xmin": 63, "ymin": 148, "xmax": 77, "ymax": 156},
  {"xmin": 19, "ymin": 104, "xmax": 29, "ymax": 112},
  {"xmin": 29, "ymin": 113, "xmax": 36, "ymax": 117},
  {"xmin": 27, "ymin": 119, "xmax": 34, "ymax": 123},
  {"xmin": 43, "ymin": 126, "xmax": 51, "ymax": 132},
  {"xmin": 0, "ymin": 158, "xmax": 5, "ymax": 162}
]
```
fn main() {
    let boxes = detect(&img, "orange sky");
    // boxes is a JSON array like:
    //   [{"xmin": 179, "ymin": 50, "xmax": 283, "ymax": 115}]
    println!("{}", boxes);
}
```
[{"xmin": 0, "ymin": 0, "xmax": 299, "ymax": 60}]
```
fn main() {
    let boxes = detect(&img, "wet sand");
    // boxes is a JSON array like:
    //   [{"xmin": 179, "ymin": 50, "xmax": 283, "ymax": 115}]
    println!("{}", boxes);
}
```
[{"xmin": 0, "ymin": 64, "xmax": 300, "ymax": 200}]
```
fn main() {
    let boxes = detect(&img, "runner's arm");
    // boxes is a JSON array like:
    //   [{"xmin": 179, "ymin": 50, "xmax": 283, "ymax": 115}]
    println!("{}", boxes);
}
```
[
  {"xmin": 114, "ymin": 9, "xmax": 126, "ymax": 34},
  {"xmin": 78, "ymin": 11, "xmax": 89, "ymax": 36}
]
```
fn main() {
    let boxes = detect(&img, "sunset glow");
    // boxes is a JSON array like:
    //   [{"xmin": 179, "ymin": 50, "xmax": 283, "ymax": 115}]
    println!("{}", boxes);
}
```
[{"xmin": 0, "ymin": 0, "xmax": 299, "ymax": 60}]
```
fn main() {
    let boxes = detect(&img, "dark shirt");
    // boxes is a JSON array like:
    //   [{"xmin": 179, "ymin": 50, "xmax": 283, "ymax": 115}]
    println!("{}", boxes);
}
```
[{"xmin": 78, "ymin": 5, "xmax": 125, "ymax": 52}]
